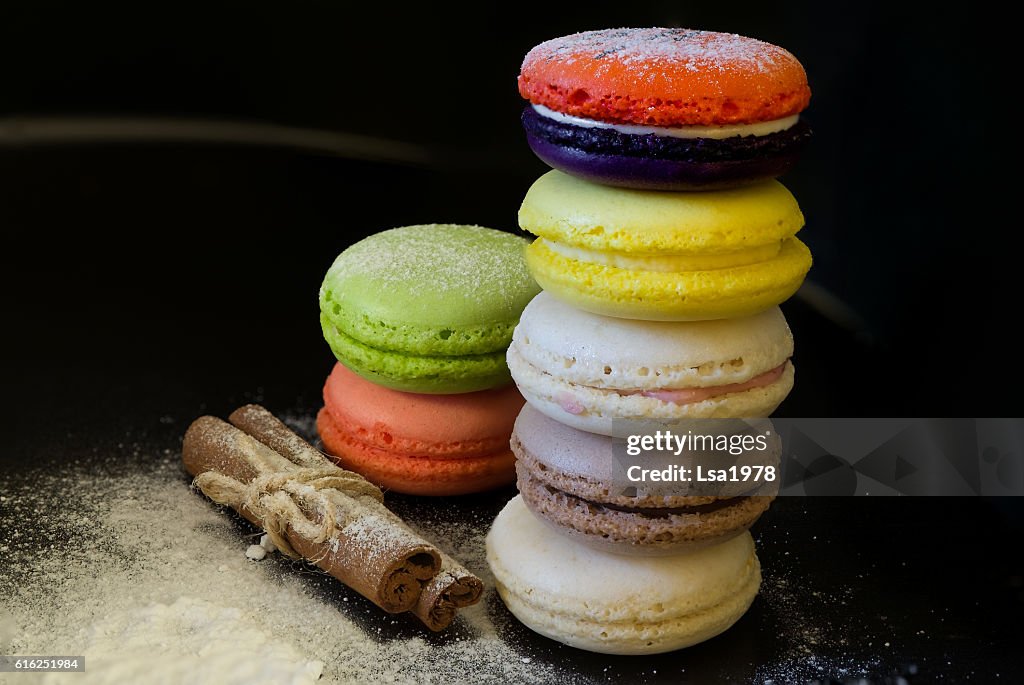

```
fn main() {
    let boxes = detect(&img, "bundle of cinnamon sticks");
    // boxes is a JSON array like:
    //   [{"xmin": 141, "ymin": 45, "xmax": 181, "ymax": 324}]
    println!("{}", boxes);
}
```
[{"xmin": 182, "ymin": 404, "xmax": 482, "ymax": 631}]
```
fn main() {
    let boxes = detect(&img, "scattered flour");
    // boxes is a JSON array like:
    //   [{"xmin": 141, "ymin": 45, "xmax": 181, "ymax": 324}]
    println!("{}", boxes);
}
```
[
  {"xmin": 753, "ymin": 572, "xmax": 878, "ymax": 683},
  {"xmin": 245, "ymin": 544, "xmax": 268, "ymax": 561},
  {"xmin": 0, "ymin": 610, "xmax": 16, "ymax": 654},
  {"xmin": 0, "ymin": 448, "xmax": 566, "ymax": 685},
  {"xmin": 259, "ymin": 533, "xmax": 278, "ymax": 554},
  {"xmin": 41, "ymin": 597, "xmax": 322, "ymax": 685}
]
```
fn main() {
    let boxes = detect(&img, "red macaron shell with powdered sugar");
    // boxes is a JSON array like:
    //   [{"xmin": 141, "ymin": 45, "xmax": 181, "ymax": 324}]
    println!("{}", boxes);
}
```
[{"xmin": 519, "ymin": 28, "xmax": 811, "ymax": 127}]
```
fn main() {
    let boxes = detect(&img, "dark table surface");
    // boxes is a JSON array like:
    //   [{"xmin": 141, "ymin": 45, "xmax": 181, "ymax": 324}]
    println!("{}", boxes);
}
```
[
  {"xmin": 3, "ymin": 417, "xmax": 1022, "ymax": 684},
  {"xmin": 2, "ymin": 146, "xmax": 1022, "ymax": 684}
]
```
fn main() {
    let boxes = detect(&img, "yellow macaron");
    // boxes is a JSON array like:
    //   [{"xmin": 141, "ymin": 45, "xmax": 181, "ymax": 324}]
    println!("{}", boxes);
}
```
[{"xmin": 519, "ymin": 170, "xmax": 812, "ymax": 320}]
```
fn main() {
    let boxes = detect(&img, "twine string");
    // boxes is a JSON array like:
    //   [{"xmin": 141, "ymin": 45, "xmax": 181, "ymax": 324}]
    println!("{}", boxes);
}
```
[{"xmin": 193, "ymin": 467, "xmax": 381, "ymax": 559}]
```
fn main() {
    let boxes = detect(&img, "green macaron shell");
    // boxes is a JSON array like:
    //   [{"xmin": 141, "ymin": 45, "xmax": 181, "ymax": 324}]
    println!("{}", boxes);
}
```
[
  {"xmin": 320, "ymin": 289, "xmax": 519, "ymax": 356},
  {"xmin": 321, "ymin": 313, "xmax": 512, "ymax": 393},
  {"xmin": 319, "ymin": 224, "xmax": 540, "ymax": 392}
]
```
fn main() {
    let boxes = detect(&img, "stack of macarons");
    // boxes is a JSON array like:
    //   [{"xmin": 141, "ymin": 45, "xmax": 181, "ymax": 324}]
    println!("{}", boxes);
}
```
[
  {"xmin": 316, "ymin": 224, "xmax": 541, "ymax": 495},
  {"xmin": 487, "ymin": 28, "xmax": 813, "ymax": 654}
]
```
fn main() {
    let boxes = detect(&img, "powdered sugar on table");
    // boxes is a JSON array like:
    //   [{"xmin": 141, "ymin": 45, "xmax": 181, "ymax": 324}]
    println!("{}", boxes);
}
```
[{"xmin": 0, "ymin": 447, "xmax": 562, "ymax": 685}]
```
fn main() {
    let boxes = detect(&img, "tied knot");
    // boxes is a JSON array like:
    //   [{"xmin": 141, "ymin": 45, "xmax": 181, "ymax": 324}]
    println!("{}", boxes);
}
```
[{"xmin": 193, "ymin": 467, "xmax": 382, "ymax": 559}]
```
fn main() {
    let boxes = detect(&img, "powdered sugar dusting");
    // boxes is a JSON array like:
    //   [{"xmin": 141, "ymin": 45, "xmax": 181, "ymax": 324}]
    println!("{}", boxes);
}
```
[
  {"xmin": 322, "ymin": 225, "xmax": 537, "ymax": 319},
  {"xmin": 39, "ymin": 597, "xmax": 323, "ymax": 685},
  {"xmin": 524, "ymin": 28, "xmax": 797, "ymax": 77},
  {"xmin": 340, "ymin": 509, "xmax": 423, "ymax": 565},
  {"xmin": 0, "ymin": 448, "xmax": 568, "ymax": 685},
  {"xmin": 753, "ymin": 569, "xmax": 880, "ymax": 683}
]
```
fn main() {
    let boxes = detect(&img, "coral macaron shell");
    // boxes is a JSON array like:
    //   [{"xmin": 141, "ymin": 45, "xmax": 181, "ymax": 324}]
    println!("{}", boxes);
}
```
[
  {"xmin": 317, "ymin": 363, "xmax": 522, "ymax": 495},
  {"xmin": 519, "ymin": 28, "xmax": 811, "ymax": 126}
]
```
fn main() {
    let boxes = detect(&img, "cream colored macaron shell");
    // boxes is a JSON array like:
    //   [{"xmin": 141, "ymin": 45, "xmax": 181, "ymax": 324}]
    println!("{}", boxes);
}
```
[
  {"xmin": 486, "ymin": 496, "xmax": 761, "ymax": 655},
  {"xmin": 507, "ymin": 292, "xmax": 794, "ymax": 436}
]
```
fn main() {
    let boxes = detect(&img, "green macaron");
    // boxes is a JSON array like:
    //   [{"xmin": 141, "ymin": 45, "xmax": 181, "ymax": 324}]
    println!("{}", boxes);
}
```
[{"xmin": 319, "ymin": 224, "xmax": 540, "ymax": 393}]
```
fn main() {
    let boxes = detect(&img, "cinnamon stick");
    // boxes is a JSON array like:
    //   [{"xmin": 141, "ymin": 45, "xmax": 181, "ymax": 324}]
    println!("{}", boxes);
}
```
[
  {"xmin": 230, "ymin": 405, "xmax": 488, "ymax": 631},
  {"xmin": 183, "ymin": 415, "xmax": 440, "ymax": 613},
  {"xmin": 228, "ymin": 404, "xmax": 338, "ymax": 472},
  {"xmin": 412, "ymin": 552, "xmax": 485, "ymax": 631}
]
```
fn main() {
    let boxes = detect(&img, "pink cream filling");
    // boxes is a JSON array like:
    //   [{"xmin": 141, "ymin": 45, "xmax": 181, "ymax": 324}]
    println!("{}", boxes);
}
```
[{"xmin": 557, "ymin": 363, "xmax": 787, "ymax": 414}]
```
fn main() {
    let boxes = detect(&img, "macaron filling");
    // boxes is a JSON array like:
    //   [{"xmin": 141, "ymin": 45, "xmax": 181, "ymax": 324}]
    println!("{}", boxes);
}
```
[
  {"xmin": 532, "ymin": 104, "xmax": 799, "ymax": 139},
  {"xmin": 555, "ymin": 362, "xmax": 787, "ymax": 415},
  {"xmin": 566, "ymin": 492, "xmax": 752, "ymax": 518}
]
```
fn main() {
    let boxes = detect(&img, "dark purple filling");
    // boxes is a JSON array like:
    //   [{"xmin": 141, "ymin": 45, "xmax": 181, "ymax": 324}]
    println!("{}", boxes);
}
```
[
  {"xmin": 577, "ymin": 493, "xmax": 750, "ymax": 519},
  {"xmin": 521, "ymin": 105, "xmax": 812, "ymax": 190}
]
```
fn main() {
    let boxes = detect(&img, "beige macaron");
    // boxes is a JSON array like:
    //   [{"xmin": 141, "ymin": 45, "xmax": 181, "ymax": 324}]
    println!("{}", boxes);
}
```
[{"xmin": 486, "ymin": 496, "xmax": 762, "ymax": 655}]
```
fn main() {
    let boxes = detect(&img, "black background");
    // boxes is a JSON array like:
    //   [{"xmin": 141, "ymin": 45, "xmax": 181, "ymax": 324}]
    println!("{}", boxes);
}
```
[
  {"xmin": 0, "ymin": 2, "xmax": 1015, "ymax": 421},
  {"xmin": 0, "ymin": 2, "xmax": 1020, "ymax": 683}
]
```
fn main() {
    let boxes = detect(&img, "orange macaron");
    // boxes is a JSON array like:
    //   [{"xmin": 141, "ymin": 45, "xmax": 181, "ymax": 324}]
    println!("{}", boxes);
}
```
[{"xmin": 317, "ymin": 363, "xmax": 523, "ymax": 496}]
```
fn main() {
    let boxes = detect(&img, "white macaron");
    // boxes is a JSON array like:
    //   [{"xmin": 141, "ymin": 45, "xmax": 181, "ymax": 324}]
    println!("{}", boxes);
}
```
[{"xmin": 507, "ymin": 292, "xmax": 795, "ymax": 436}]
